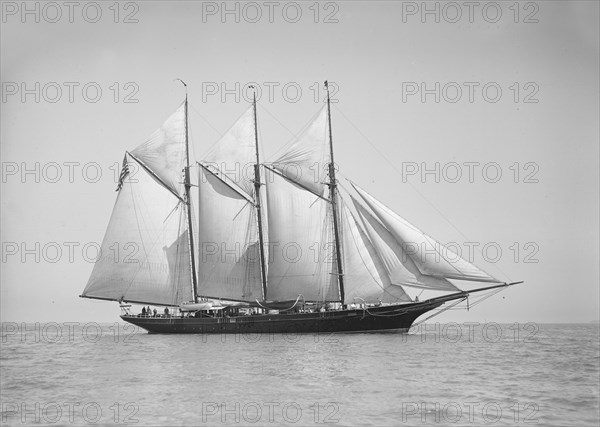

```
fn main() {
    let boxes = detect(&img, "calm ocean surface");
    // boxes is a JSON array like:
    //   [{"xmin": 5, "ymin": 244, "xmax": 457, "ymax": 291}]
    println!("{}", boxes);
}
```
[{"xmin": 1, "ymin": 323, "xmax": 598, "ymax": 426}]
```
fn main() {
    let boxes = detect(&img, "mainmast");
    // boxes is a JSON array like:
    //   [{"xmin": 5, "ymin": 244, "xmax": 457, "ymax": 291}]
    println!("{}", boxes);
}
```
[
  {"xmin": 178, "ymin": 79, "xmax": 199, "ymax": 301},
  {"xmin": 251, "ymin": 87, "xmax": 268, "ymax": 301},
  {"xmin": 325, "ymin": 81, "xmax": 345, "ymax": 304}
]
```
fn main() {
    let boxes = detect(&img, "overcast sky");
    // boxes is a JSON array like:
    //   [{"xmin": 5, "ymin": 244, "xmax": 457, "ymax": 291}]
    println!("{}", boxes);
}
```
[{"xmin": 1, "ymin": 0, "xmax": 598, "ymax": 323}]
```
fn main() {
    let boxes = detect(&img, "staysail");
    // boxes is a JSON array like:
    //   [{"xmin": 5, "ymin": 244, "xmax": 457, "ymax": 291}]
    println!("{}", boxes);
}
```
[
  {"xmin": 339, "ymin": 200, "xmax": 412, "ymax": 304},
  {"xmin": 82, "ymin": 154, "xmax": 193, "ymax": 305},
  {"xmin": 352, "ymin": 197, "xmax": 459, "ymax": 291},
  {"xmin": 352, "ymin": 184, "xmax": 500, "ymax": 283}
]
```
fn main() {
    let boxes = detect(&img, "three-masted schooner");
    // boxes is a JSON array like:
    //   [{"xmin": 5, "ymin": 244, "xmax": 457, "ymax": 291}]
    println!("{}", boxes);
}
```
[{"xmin": 80, "ymin": 81, "xmax": 521, "ymax": 334}]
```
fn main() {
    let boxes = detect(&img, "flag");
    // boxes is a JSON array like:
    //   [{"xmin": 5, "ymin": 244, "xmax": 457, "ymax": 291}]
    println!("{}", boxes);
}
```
[{"xmin": 116, "ymin": 155, "xmax": 129, "ymax": 191}]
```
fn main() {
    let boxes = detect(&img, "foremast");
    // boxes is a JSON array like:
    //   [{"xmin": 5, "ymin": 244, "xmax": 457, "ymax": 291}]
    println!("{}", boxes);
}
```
[
  {"xmin": 179, "ymin": 79, "xmax": 199, "ymax": 302},
  {"xmin": 251, "ymin": 87, "xmax": 268, "ymax": 301},
  {"xmin": 325, "ymin": 81, "xmax": 345, "ymax": 304}
]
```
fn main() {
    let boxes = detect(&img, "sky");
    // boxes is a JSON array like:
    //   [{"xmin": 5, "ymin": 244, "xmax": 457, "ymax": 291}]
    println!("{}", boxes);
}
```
[{"xmin": 1, "ymin": 0, "xmax": 599, "ymax": 324}]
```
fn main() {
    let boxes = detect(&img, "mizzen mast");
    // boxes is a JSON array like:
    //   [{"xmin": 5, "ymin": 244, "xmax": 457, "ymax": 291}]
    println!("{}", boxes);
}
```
[
  {"xmin": 325, "ymin": 81, "xmax": 345, "ymax": 304},
  {"xmin": 177, "ymin": 79, "xmax": 199, "ymax": 301},
  {"xmin": 250, "ymin": 86, "xmax": 269, "ymax": 301}
]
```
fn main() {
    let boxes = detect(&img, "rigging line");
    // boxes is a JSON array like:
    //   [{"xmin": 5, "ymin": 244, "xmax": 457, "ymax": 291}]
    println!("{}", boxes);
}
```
[
  {"xmin": 173, "ymin": 207, "xmax": 185, "ymax": 303},
  {"xmin": 331, "ymin": 105, "xmax": 511, "ymax": 282},
  {"xmin": 187, "ymin": 113, "xmax": 198, "ymax": 166},
  {"xmin": 163, "ymin": 199, "xmax": 181, "ymax": 224},
  {"xmin": 254, "ymin": 99, "xmax": 268, "ymax": 168},
  {"xmin": 411, "ymin": 298, "xmax": 467, "ymax": 327},
  {"xmin": 242, "ymin": 206, "xmax": 260, "ymax": 298},
  {"xmin": 465, "ymin": 288, "xmax": 504, "ymax": 309},
  {"xmin": 232, "ymin": 198, "xmax": 252, "ymax": 221},
  {"xmin": 261, "ymin": 103, "xmax": 323, "ymax": 161},
  {"xmin": 197, "ymin": 105, "xmax": 251, "ymax": 159},
  {"xmin": 188, "ymin": 103, "xmax": 222, "ymax": 138}
]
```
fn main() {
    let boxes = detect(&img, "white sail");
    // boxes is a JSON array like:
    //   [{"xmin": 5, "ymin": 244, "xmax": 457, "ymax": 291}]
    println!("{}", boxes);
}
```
[
  {"xmin": 197, "ymin": 167, "xmax": 263, "ymax": 302},
  {"xmin": 82, "ymin": 157, "xmax": 193, "ymax": 305},
  {"xmin": 352, "ymin": 197, "xmax": 459, "ymax": 291},
  {"xmin": 340, "ymin": 201, "xmax": 412, "ymax": 304},
  {"xmin": 130, "ymin": 103, "xmax": 187, "ymax": 198},
  {"xmin": 202, "ymin": 106, "xmax": 256, "ymax": 196},
  {"xmin": 270, "ymin": 106, "xmax": 330, "ymax": 197},
  {"xmin": 353, "ymin": 184, "xmax": 500, "ymax": 283},
  {"xmin": 264, "ymin": 168, "xmax": 338, "ymax": 302}
]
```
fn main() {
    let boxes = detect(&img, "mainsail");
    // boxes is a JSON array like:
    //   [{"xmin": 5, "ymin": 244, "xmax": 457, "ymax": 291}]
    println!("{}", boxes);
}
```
[
  {"xmin": 264, "ymin": 167, "xmax": 338, "ymax": 302},
  {"xmin": 196, "ymin": 165, "xmax": 262, "ymax": 302},
  {"xmin": 82, "ymin": 154, "xmax": 193, "ymax": 305}
]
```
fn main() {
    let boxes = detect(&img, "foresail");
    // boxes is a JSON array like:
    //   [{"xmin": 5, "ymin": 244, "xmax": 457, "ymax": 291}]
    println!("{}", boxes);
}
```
[
  {"xmin": 340, "ymin": 201, "xmax": 412, "ymax": 304},
  {"xmin": 352, "ymin": 198, "xmax": 459, "ymax": 291},
  {"xmin": 197, "ymin": 167, "xmax": 263, "ymax": 302},
  {"xmin": 264, "ymin": 168, "xmax": 338, "ymax": 302},
  {"xmin": 130, "ymin": 102, "xmax": 187, "ymax": 198},
  {"xmin": 270, "ymin": 106, "xmax": 329, "ymax": 197},
  {"xmin": 353, "ymin": 185, "xmax": 500, "ymax": 283},
  {"xmin": 82, "ymin": 156, "xmax": 194, "ymax": 305},
  {"xmin": 202, "ymin": 106, "xmax": 256, "ymax": 196}
]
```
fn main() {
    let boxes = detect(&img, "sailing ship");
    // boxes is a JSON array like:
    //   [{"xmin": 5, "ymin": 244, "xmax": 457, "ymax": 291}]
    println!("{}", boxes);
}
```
[{"xmin": 80, "ymin": 81, "xmax": 521, "ymax": 334}]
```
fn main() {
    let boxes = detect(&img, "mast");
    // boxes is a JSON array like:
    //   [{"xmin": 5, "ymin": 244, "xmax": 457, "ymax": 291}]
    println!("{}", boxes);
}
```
[
  {"xmin": 178, "ymin": 79, "xmax": 199, "ymax": 301},
  {"xmin": 325, "ymin": 81, "xmax": 345, "ymax": 304},
  {"xmin": 251, "ymin": 87, "xmax": 268, "ymax": 301}
]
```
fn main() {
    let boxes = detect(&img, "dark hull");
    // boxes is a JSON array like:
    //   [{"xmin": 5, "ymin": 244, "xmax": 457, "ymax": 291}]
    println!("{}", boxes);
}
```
[{"xmin": 121, "ymin": 300, "xmax": 447, "ymax": 334}]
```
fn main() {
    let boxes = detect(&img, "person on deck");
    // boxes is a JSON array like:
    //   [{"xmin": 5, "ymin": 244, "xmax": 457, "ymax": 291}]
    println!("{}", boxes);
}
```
[
  {"xmin": 141, "ymin": 307, "xmax": 146, "ymax": 317},
  {"xmin": 164, "ymin": 307, "xmax": 169, "ymax": 316},
  {"xmin": 153, "ymin": 308, "xmax": 157, "ymax": 317}
]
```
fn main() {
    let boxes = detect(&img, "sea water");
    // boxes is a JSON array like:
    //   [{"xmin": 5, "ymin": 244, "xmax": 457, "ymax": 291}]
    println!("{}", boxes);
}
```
[{"xmin": 1, "ymin": 322, "xmax": 598, "ymax": 426}]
